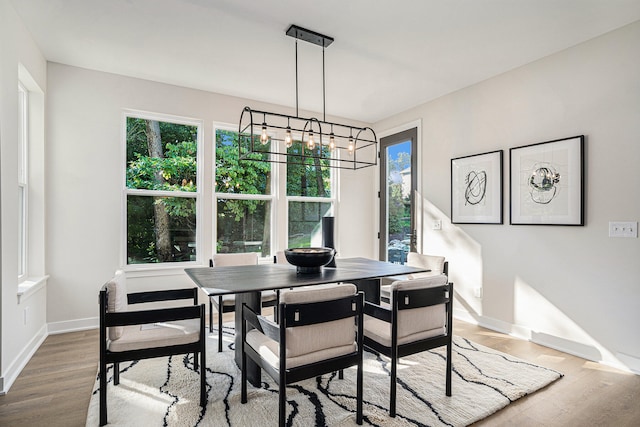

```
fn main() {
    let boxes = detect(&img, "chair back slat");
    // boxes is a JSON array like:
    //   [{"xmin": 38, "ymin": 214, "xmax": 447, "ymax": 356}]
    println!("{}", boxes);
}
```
[
  {"xmin": 282, "ymin": 295, "xmax": 362, "ymax": 327},
  {"xmin": 395, "ymin": 285, "xmax": 450, "ymax": 310}
]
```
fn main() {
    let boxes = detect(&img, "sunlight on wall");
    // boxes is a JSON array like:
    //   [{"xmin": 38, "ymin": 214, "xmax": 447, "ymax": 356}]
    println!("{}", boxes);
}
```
[
  {"xmin": 420, "ymin": 195, "xmax": 483, "ymax": 317},
  {"xmin": 514, "ymin": 276, "xmax": 631, "ymax": 372}
]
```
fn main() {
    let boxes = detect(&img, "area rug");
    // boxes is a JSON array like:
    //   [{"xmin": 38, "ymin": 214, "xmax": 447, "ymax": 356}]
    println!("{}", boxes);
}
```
[{"xmin": 86, "ymin": 329, "xmax": 563, "ymax": 426}]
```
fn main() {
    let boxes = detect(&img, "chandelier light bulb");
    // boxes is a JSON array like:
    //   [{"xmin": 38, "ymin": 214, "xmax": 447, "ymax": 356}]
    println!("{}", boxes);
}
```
[
  {"xmin": 348, "ymin": 137, "xmax": 354, "ymax": 156},
  {"xmin": 260, "ymin": 123, "xmax": 269, "ymax": 145},
  {"xmin": 285, "ymin": 126, "xmax": 293, "ymax": 148},
  {"xmin": 307, "ymin": 131, "xmax": 315, "ymax": 150},
  {"xmin": 329, "ymin": 133, "xmax": 336, "ymax": 151}
]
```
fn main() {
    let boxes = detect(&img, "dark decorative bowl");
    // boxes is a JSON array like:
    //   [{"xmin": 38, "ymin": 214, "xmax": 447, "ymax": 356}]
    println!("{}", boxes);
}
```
[{"xmin": 284, "ymin": 247, "xmax": 336, "ymax": 273}]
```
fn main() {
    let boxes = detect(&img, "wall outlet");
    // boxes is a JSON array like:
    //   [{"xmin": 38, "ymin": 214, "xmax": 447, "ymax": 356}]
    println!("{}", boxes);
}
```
[
  {"xmin": 23, "ymin": 306, "xmax": 29, "ymax": 325},
  {"xmin": 473, "ymin": 287, "xmax": 483, "ymax": 298},
  {"xmin": 432, "ymin": 220, "xmax": 442, "ymax": 230},
  {"xmin": 609, "ymin": 221, "xmax": 638, "ymax": 238}
]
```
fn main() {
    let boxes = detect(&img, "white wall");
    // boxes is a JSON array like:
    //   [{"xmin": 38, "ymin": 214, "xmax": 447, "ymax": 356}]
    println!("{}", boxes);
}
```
[
  {"xmin": 374, "ymin": 21, "xmax": 640, "ymax": 373},
  {"xmin": 0, "ymin": 0, "xmax": 48, "ymax": 393},
  {"xmin": 44, "ymin": 63, "xmax": 376, "ymax": 331}
]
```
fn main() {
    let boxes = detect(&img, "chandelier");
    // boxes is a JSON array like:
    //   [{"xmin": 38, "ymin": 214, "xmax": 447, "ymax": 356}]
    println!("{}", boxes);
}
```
[{"xmin": 238, "ymin": 25, "xmax": 378, "ymax": 170}]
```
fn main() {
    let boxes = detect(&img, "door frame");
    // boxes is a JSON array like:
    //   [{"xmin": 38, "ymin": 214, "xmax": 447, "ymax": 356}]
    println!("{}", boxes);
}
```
[{"xmin": 378, "ymin": 121, "xmax": 421, "ymax": 261}]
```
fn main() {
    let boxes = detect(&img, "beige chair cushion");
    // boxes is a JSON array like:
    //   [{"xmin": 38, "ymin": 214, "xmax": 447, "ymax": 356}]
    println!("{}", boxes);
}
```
[
  {"xmin": 275, "ymin": 251, "xmax": 288, "ymax": 264},
  {"xmin": 106, "ymin": 270, "xmax": 128, "ymax": 341},
  {"xmin": 108, "ymin": 319, "xmax": 200, "ymax": 352},
  {"xmin": 212, "ymin": 252, "xmax": 258, "ymax": 266},
  {"xmin": 246, "ymin": 283, "xmax": 358, "ymax": 369},
  {"xmin": 366, "ymin": 275, "xmax": 448, "ymax": 347},
  {"xmin": 380, "ymin": 253, "xmax": 446, "ymax": 295}
]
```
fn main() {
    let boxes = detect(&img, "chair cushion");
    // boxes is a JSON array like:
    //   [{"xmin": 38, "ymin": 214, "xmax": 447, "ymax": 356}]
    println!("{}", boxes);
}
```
[
  {"xmin": 212, "ymin": 252, "xmax": 258, "ymax": 266},
  {"xmin": 365, "ymin": 275, "xmax": 448, "ymax": 347},
  {"xmin": 106, "ymin": 270, "xmax": 128, "ymax": 341},
  {"xmin": 280, "ymin": 284, "xmax": 357, "ymax": 358},
  {"xmin": 246, "ymin": 283, "xmax": 358, "ymax": 368},
  {"xmin": 108, "ymin": 319, "xmax": 200, "ymax": 352},
  {"xmin": 406, "ymin": 253, "xmax": 445, "ymax": 275},
  {"xmin": 246, "ymin": 330, "xmax": 356, "ymax": 370}
]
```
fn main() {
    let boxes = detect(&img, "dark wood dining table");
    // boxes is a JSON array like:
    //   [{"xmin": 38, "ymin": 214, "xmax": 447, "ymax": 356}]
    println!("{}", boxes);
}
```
[{"xmin": 185, "ymin": 257, "xmax": 430, "ymax": 386}]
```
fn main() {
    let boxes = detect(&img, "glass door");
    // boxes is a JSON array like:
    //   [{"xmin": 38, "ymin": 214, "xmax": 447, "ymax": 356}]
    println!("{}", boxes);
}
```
[{"xmin": 379, "ymin": 128, "xmax": 417, "ymax": 263}]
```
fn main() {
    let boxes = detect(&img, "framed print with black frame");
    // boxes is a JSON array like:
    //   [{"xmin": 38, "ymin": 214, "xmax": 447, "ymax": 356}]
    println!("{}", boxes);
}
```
[
  {"xmin": 510, "ymin": 135, "xmax": 584, "ymax": 225},
  {"xmin": 451, "ymin": 150, "xmax": 503, "ymax": 224}
]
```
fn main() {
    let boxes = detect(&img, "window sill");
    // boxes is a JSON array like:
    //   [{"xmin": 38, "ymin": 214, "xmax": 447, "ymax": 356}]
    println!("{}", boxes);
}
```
[{"xmin": 17, "ymin": 275, "xmax": 49, "ymax": 304}]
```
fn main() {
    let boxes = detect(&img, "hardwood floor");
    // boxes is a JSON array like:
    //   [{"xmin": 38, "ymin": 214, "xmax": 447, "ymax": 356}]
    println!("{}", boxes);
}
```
[{"xmin": 1, "ymin": 317, "xmax": 638, "ymax": 426}]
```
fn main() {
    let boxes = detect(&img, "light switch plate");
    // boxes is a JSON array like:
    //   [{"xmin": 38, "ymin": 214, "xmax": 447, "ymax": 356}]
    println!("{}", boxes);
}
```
[
  {"xmin": 609, "ymin": 221, "xmax": 638, "ymax": 238},
  {"xmin": 432, "ymin": 220, "xmax": 442, "ymax": 230}
]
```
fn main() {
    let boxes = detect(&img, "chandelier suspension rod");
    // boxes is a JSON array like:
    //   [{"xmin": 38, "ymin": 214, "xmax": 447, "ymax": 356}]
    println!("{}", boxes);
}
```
[
  {"xmin": 295, "ymin": 39, "xmax": 299, "ymax": 117},
  {"xmin": 322, "ymin": 44, "xmax": 326, "ymax": 122}
]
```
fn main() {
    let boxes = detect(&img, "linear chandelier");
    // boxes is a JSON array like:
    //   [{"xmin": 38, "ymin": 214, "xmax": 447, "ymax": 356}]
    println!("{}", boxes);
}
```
[{"xmin": 238, "ymin": 25, "xmax": 378, "ymax": 170}]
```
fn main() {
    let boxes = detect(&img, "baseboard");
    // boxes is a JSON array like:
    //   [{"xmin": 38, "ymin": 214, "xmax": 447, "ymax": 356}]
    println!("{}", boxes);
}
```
[
  {"xmin": 0, "ymin": 324, "xmax": 48, "ymax": 395},
  {"xmin": 47, "ymin": 316, "xmax": 98, "ymax": 335},
  {"xmin": 453, "ymin": 310, "xmax": 639, "ymax": 375}
]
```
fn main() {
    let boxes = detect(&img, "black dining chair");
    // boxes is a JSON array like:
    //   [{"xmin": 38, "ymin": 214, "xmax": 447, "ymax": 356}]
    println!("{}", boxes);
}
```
[
  {"xmin": 364, "ymin": 274, "xmax": 453, "ymax": 417},
  {"xmin": 98, "ymin": 270, "xmax": 206, "ymax": 426},
  {"xmin": 241, "ymin": 283, "xmax": 364, "ymax": 426}
]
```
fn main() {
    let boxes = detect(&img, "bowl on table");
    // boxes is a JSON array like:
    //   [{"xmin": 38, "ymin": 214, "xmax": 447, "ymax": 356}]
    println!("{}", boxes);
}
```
[{"xmin": 284, "ymin": 247, "xmax": 336, "ymax": 273}]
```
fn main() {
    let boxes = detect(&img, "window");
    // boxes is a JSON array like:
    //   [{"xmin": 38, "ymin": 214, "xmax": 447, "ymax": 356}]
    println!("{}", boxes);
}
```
[
  {"xmin": 214, "ymin": 126, "xmax": 336, "ymax": 258},
  {"xmin": 286, "ymin": 144, "xmax": 334, "ymax": 248},
  {"xmin": 124, "ymin": 113, "xmax": 201, "ymax": 265},
  {"xmin": 18, "ymin": 83, "xmax": 28, "ymax": 278},
  {"xmin": 214, "ymin": 128, "xmax": 273, "ymax": 256}
]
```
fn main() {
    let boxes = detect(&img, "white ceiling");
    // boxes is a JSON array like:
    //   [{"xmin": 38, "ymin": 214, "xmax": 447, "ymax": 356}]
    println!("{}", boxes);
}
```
[{"xmin": 11, "ymin": 0, "xmax": 640, "ymax": 123}]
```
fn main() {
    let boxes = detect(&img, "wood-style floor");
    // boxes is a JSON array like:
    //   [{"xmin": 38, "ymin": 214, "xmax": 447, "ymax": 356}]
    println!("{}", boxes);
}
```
[{"xmin": 1, "ymin": 316, "xmax": 639, "ymax": 427}]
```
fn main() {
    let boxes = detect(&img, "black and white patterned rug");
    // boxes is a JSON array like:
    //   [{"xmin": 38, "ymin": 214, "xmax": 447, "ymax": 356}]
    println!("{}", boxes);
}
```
[{"xmin": 87, "ymin": 331, "xmax": 562, "ymax": 426}]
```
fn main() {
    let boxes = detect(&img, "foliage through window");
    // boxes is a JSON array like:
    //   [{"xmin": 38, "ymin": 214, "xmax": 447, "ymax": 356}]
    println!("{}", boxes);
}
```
[
  {"xmin": 215, "ymin": 129, "xmax": 272, "ymax": 255},
  {"xmin": 215, "ymin": 128, "xmax": 335, "ymax": 257},
  {"xmin": 125, "ymin": 115, "xmax": 200, "ymax": 264}
]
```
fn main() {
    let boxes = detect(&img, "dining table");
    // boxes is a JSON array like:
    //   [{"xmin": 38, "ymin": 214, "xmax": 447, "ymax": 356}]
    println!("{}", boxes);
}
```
[{"xmin": 185, "ymin": 256, "xmax": 430, "ymax": 386}]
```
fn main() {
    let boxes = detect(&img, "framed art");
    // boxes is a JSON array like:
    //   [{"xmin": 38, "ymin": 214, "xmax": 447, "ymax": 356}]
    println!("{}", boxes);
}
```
[
  {"xmin": 510, "ymin": 135, "xmax": 584, "ymax": 225},
  {"xmin": 451, "ymin": 150, "xmax": 503, "ymax": 224}
]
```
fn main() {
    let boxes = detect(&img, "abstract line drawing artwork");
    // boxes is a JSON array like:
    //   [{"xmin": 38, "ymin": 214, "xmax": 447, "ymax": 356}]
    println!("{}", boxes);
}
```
[
  {"xmin": 451, "ymin": 150, "xmax": 503, "ymax": 224},
  {"xmin": 465, "ymin": 170, "xmax": 487, "ymax": 205},
  {"xmin": 528, "ymin": 162, "xmax": 560, "ymax": 204},
  {"xmin": 510, "ymin": 135, "xmax": 584, "ymax": 226}
]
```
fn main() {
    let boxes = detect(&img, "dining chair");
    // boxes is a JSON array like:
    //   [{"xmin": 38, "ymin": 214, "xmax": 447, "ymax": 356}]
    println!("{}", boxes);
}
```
[
  {"xmin": 380, "ymin": 252, "xmax": 448, "ymax": 303},
  {"xmin": 241, "ymin": 283, "xmax": 364, "ymax": 426},
  {"xmin": 209, "ymin": 252, "xmax": 278, "ymax": 352},
  {"xmin": 364, "ymin": 274, "xmax": 453, "ymax": 417},
  {"xmin": 99, "ymin": 270, "xmax": 206, "ymax": 426}
]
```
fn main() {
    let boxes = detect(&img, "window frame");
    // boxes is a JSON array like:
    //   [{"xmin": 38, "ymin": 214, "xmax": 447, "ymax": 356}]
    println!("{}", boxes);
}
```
[
  {"xmin": 18, "ymin": 82, "xmax": 28, "ymax": 281},
  {"xmin": 122, "ymin": 110, "xmax": 203, "ymax": 269}
]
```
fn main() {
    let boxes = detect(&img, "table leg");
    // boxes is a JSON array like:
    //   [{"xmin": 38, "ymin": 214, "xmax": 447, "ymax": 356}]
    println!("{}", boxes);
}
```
[
  {"xmin": 352, "ymin": 278, "xmax": 381, "ymax": 304},
  {"xmin": 235, "ymin": 291, "xmax": 261, "ymax": 387}
]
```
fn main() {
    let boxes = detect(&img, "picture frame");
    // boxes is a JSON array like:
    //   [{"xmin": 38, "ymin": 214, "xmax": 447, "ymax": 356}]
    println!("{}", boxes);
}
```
[
  {"xmin": 451, "ymin": 150, "xmax": 503, "ymax": 224},
  {"xmin": 510, "ymin": 135, "xmax": 584, "ymax": 225}
]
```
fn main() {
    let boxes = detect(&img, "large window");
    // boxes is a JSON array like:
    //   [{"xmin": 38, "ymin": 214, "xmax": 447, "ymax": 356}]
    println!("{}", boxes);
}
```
[
  {"xmin": 215, "ymin": 128, "xmax": 273, "ymax": 256},
  {"xmin": 18, "ymin": 83, "xmax": 28, "ymax": 279},
  {"xmin": 124, "ymin": 113, "xmax": 201, "ymax": 265},
  {"xmin": 286, "ymin": 144, "xmax": 334, "ymax": 248},
  {"xmin": 214, "ymin": 127, "xmax": 335, "ymax": 258}
]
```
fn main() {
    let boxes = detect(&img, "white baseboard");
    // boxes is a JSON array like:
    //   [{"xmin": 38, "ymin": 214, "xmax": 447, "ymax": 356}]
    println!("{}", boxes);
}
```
[
  {"xmin": 0, "ymin": 324, "xmax": 48, "ymax": 395},
  {"xmin": 453, "ymin": 310, "xmax": 639, "ymax": 375},
  {"xmin": 47, "ymin": 317, "xmax": 98, "ymax": 335}
]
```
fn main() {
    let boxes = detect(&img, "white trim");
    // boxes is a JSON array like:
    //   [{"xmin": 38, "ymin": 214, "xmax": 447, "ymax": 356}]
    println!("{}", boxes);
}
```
[
  {"xmin": 17, "ymin": 275, "xmax": 48, "ymax": 304},
  {"xmin": 48, "ymin": 317, "xmax": 99, "ymax": 335},
  {"xmin": 454, "ymin": 308, "xmax": 640, "ymax": 376},
  {"xmin": 0, "ymin": 325, "xmax": 47, "ymax": 395}
]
